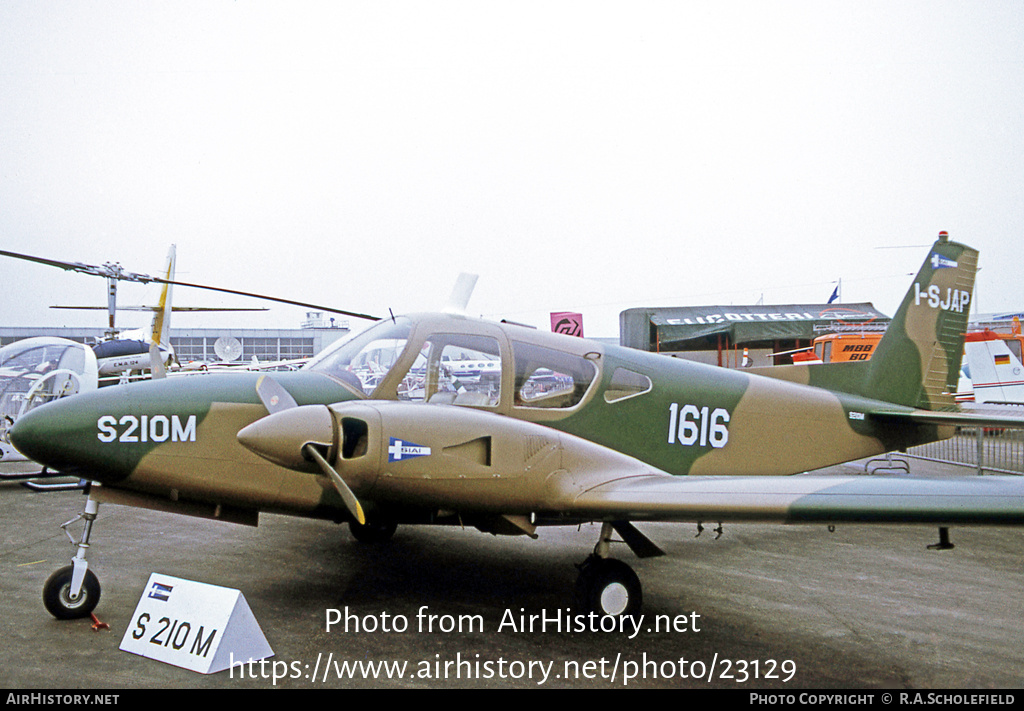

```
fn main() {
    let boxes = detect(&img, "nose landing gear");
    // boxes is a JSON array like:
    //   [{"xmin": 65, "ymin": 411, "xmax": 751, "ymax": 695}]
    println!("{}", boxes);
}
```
[{"xmin": 42, "ymin": 492, "xmax": 101, "ymax": 620}]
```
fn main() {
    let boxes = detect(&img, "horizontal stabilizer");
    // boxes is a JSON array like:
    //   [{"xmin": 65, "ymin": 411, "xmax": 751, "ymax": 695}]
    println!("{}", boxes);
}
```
[{"xmin": 868, "ymin": 406, "xmax": 1024, "ymax": 430}]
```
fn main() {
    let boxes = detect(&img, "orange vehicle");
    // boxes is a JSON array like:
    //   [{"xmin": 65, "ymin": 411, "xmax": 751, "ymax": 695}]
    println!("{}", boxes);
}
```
[
  {"xmin": 795, "ymin": 318, "xmax": 1022, "ymax": 371},
  {"xmin": 789, "ymin": 330, "xmax": 884, "ymax": 364},
  {"xmin": 813, "ymin": 331, "xmax": 882, "ymax": 363}
]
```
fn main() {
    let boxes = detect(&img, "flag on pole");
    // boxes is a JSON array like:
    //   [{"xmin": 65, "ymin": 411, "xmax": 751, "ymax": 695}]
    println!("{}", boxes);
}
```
[{"xmin": 827, "ymin": 280, "xmax": 841, "ymax": 304}]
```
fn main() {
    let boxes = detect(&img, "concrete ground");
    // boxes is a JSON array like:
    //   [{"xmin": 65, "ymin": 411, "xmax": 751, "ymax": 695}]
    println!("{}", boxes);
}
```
[{"xmin": 1, "ymin": 458, "xmax": 1022, "ymax": 689}]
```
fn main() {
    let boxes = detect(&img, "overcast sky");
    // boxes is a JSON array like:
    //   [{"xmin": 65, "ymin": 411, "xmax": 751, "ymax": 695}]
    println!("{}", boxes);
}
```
[{"xmin": 2, "ymin": 1, "xmax": 1021, "ymax": 339}]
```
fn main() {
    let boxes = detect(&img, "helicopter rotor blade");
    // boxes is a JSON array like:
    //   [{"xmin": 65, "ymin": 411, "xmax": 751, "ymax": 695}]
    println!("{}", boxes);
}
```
[
  {"xmin": 149, "ymin": 276, "xmax": 381, "ymax": 321},
  {"xmin": 0, "ymin": 248, "xmax": 380, "ymax": 321}
]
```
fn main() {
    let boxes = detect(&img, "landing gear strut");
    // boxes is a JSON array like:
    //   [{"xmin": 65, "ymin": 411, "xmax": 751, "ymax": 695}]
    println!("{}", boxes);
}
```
[
  {"xmin": 42, "ymin": 492, "xmax": 101, "ymax": 619},
  {"xmin": 574, "ymin": 522, "xmax": 643, "ymax": 618}
]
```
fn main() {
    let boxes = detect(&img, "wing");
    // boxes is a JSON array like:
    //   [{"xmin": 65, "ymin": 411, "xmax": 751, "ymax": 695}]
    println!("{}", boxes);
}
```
[
  {"xmin": 570, "ymin": 404, "xmax": 1024, "ymax": 525},
  {"xmin": 559, "ymin": 397, "xmax": 1024, "ymax": 525},
  {"xmin": 568, "ymin": 473, "xmax": 1024, "ymax": 525}
]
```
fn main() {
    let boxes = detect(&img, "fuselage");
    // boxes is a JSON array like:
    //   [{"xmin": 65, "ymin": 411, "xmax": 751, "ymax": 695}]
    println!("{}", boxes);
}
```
[
  {"xmin": 11, "ymin": 312, "xmax": 939, "ymax": 522},
  {"xmin": 92, "ymin": 338, "xmax": 172, "ymax": 376}
]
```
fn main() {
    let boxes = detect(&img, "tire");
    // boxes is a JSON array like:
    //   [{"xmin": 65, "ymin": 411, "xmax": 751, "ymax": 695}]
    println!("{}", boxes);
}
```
[
  {"xmin": 574, "ymin": 558, "xmax": 642, "ymax": 618},
  {"xmin": 43, "ymin": 565, "xmax": 100, "ymax": 620},
  {"xmin": 349, "ymin": 518, "xmax": 397, "ymax": 544}
]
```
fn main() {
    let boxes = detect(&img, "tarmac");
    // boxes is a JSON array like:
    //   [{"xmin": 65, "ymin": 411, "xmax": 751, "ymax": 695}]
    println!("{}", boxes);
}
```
[{"xmin": 1, "ymin": 456, "xmax": 1022, "ymax": 690}]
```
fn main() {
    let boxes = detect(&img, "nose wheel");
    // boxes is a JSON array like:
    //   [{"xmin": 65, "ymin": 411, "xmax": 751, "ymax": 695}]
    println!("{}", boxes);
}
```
[
  {"xmin": 43, "ymin": 565, "xmax": 100, "ymax": 620},
  {"xmin": 42, "ymin": 491, "xmax": 102, "ymax": 619}
]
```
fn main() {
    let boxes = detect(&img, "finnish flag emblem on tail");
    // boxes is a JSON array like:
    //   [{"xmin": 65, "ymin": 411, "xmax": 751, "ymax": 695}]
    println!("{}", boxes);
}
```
[
  {"xmin": 930, "ymin": 252, "xmax": 958, "ymax": 269},
  {"xmin": 388, "ymin": 437, "xmax": 431, "ymax": 462}
]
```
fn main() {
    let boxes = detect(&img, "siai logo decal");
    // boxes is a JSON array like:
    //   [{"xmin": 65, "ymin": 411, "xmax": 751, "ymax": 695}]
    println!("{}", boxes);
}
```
[{"xmin": 388, "ymin": 437, "xmax": 432, "ymax": 462}]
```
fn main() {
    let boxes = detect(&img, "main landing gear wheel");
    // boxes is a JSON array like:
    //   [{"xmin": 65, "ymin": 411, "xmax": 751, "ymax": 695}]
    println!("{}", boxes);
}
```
[
  {"xmin": 574, "ymin": 556, "xmax": 642, "ymax": 618},
  {"xmin": 43, "ymin": 565, "xmax": 101, "ymax": 620},
  {"xmin": 349, "ymin": 517, "xmax": 397, "ymax": 544}
]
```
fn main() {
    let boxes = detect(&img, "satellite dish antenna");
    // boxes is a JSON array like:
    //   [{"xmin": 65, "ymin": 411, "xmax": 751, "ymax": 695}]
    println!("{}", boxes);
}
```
[{"xmin": 214, "ymin": 336, "xmax": 243, "ymax": 363}]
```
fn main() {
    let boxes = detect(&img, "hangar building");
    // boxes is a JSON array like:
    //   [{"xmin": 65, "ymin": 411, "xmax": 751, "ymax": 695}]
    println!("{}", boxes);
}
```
[{"xmin": 619, "ymin": 303, "xmax": 890, "ymax": 368}]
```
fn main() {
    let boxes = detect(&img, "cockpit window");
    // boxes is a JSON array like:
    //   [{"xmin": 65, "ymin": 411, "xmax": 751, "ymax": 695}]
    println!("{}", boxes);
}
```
[
  {"xmin": 304, "ymin": 318, "xmax": 412, "ymax": 395},
  {"xmin": 512, "ymin": 341, "xmax": 596, "ymax": 409},
  {"xmin": 418, "ymin": 334, "xmax": 502, "ymax": 407},
  {"xmin": 1008, "ymin": 339, "xmax": 1022, "ymax": 362},
  {"xmin": 604, "ymin": 368, "xmax": 652, "ymax": 403}
]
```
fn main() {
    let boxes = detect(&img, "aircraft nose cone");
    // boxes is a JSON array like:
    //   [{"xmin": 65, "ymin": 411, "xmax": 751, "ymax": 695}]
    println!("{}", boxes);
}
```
[
  {"xmin": 8, "ymin": 407, "xmax": 49, "ymax": 465},
  {"xmin": 237, "ymin": 404, "xmax": 335, "ymax": 471},
  {"xmin": 8, "ymin": 388, "xmax": 140, "ymax": 481},
  {"xmin": 8, "ymin": 397, "xmax": 105, "ymax": 475}
]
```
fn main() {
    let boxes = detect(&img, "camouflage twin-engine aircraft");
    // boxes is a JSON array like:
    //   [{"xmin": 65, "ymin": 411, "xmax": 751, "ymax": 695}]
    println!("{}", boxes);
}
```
[{"xmin": 11, "ymin": 233, "xmax": 1024, "ymax": 620}]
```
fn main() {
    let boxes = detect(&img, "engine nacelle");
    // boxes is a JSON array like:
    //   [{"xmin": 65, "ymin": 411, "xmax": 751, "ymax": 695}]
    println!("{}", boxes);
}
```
[{"xmin": 238, "ymin": 400, "xmax": 656, "ymax": 514}]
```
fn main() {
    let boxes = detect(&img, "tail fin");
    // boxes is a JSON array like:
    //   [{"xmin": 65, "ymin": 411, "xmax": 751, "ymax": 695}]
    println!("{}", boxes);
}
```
[
  {"xmin": 149, "ymin": 244, "xmax": 176, "ymax": 347},
  {"xmin": 860, "ymin": 232, "xmax": 977, "ymax": 409}
]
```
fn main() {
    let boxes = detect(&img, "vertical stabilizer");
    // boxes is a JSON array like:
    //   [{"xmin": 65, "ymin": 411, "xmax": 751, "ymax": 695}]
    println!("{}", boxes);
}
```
[
  {"xmin": 150, "ymin": 245, "xmax": 176, "ymax": 347},
  {"xmin": 862, "ymin": 232, "xmax": 977, "ymax": 409}
]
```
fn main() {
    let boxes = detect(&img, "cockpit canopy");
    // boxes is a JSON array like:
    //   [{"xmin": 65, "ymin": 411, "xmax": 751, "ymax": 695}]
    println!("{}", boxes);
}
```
[{"xmin": 303, "ymin": 314, "xmax": 601, "ymax": 413}]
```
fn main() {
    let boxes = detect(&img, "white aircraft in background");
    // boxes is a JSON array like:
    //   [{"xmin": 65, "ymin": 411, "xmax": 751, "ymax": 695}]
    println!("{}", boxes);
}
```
[
  {"xmin": 0, "ymin": 337, "xmax": 98, "ymax": 462},
  {"xmin": 961, "ymin": 328, "xmax": 1024, "ymax": 405}
]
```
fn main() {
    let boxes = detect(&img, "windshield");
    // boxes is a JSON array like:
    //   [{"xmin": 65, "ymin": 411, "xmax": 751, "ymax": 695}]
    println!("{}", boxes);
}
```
[{"xmin": 304, "ymin": 318, "xmax": 412, "ymax": 395}]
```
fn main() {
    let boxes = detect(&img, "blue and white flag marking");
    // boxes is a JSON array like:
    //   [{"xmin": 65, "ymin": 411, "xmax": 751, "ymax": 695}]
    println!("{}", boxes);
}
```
[
  {"xmin": 388, "ymin": 437, "xmax": 431, "ymax": 462},
  {"xmin": 930, "ymin": 252, "xmax": 958, "ymax": 270},
  {"xmin": 147, "ymin": 581, "xmax": 173, "ymax": 602}
]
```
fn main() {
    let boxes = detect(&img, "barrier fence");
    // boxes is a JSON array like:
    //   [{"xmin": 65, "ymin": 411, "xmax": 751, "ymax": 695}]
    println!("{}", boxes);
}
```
[{"xmin": 907, "ymin": 428, "xmax": 1024, "ymax": 476}]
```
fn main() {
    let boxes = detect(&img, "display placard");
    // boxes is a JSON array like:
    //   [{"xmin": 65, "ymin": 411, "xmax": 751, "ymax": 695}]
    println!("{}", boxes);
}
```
[{"xmin": 119, "ymin": 573, "xmax": 273, "ymax": 674}]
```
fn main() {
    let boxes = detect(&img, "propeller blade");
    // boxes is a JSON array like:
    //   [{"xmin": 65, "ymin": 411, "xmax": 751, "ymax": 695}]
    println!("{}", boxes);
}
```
[
  {"xmin": 255, "ymin": 374, "xmax": 298, "ymax": 414},
  {"xmin": 303, "ymin": 443, "xmax": 366, "ymax": 526},
  {"xmin": 235, "ymin": 403, "xmax": 363, "ymax": 524}
]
